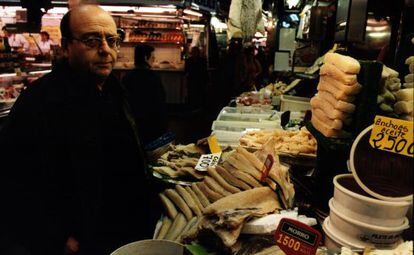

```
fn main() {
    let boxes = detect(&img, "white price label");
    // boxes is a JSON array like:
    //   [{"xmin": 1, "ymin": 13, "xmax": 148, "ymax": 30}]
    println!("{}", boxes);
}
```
[{"xmin": 195, "ymin": 152, "xmax": 222, "ymax": 172}]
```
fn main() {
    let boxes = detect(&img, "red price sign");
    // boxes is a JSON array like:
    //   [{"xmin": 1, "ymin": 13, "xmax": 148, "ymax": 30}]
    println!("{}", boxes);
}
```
[
  {"xmin": 275, "ymin": 218, "xmax": 321, "ymax": 255},
  {"xmin": 260, "ymin": 154, "xmax": 274, "ymax": 182}
]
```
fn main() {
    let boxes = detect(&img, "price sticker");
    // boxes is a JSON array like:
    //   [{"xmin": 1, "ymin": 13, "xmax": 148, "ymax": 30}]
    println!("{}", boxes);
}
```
[
  {"xmin": 274, "ymin": 218, "xmax": 321, "ymax": 255},
  {"xmin": 195, "ymin": 152, "xmax": 222, "ymax": 172},
  {"xmin": 369, "ymin": 116, "xmax": 413, "ymax": 157},
  {"xmin": 260, "ymin": 154, "xmax": 274, "ymax": 182},
  {"xmin": 207, "ymin": 135, "xmax": 222, "ymax": 154}
]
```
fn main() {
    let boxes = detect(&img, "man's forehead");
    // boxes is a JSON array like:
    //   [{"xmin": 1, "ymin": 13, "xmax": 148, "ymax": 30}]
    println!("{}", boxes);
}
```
[{"xmin": 70, "ymin": 12, "xmax": 117, "ymax": 35}]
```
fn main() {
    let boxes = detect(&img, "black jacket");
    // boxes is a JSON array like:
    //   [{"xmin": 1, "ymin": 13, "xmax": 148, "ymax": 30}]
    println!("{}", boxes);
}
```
[{"xmin": 0, "ymin": 62, "xmax": 154, "ymax": 255}]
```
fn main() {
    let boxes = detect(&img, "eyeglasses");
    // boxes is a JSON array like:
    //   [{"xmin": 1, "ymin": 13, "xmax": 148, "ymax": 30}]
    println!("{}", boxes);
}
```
[{"xmin": 71, "ymin": 35, "xmax": 121, "ymax": 49}]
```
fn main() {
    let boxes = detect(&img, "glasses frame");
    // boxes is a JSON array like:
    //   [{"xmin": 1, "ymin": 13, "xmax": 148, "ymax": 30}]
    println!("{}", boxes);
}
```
[{"xmin": 70, "ymin": 35, "xmax": 122, "ymax": 50}]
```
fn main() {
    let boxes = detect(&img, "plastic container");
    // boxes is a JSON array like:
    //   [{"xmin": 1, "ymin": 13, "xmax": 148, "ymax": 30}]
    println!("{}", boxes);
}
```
[
  {"xmin": 280, "ymin": 95, "xmax": 311, "ymax": 112},
  {"xmin": 333, "ymin": 174, "xmax": 412, "ymax": 227},
  {"xmin": 328, "ymin": 199, "xmax": 409, "ymax": 249},
  {"xmin": 212, "ymin": 130, "xmax": 244, "ymax": 147},
  {"xmin": 322, "ymin": 217, "xmax": 364, "ymax": 253},
  {"xmin": 350, "ymin": 125, "xmax": 413, "ymax": 202},
  {"xmin": 222, "ymin": 106, "xmax": 275, "ymax": 114},
  {"xmin": 211, "ymin": 120, "xmax": 281, "ymax": 132},
  {"xmin": 110, "ymin": 239, "xmax": 184, "ymax": 255}
]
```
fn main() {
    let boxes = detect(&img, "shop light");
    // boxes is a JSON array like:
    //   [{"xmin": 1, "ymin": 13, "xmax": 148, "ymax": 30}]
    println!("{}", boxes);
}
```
[
  {"xmin": 29, "ymin": 70, "xmax": 51, "ymax": 75},
  {"xmin": 289, "ymin": 14, "xmax": 299, "ymax": 22},
  {"xmin": 100, "ymin": 6, "xmax": 139, "ymax": 13},
  {"xmin": 282, "ymin": 21, "xmax": 290, "ymax": 28},
  {"xmin": 45, "ymin": 7, "xmax": 68, "ymax": 14},
  {"xmin": 183, "ymin": 9, "xmax": 202, "ymax": 17},
  {"xmin": 137, "ymin": 6, "xmax": 177, "ymax": 14},
  {"xmin": 0, "ymin": 73, "xmax": 17, "ymax": 78},
  {"xmin": 190, "ymin": 24, "xmax": 205, "ymax": 28},
  {"xmin": 367, "ymin": 31, "xmax": 390, "ymax": 38},
  {"xmin": 211, "ymin": 16, "xmax": 227, "ymax": 30},
  {"xmin": 51, "ymin": 1, "xmax": 67, "ymax": 4},
  {"xmin": 191, "ymin": 3, "xmax": 200, "ymax": 10}
]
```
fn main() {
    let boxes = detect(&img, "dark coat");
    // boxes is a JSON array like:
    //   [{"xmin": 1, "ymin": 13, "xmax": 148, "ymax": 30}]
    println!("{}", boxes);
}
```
[
  {"xmin": 0, "ymin": 62, "xmax": 154, "ymax": 255},
  {"xmin": 122, "ymin": 65, "xmax": 167, "ymax": 146}
]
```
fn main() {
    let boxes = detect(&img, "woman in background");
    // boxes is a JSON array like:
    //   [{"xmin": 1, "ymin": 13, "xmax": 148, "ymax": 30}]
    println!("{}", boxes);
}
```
[
  {"xmin": 122, "ymin": 44, "xmax": 167, "ymax": 145},
  {"xmin": 38, "ymin": 31, "xmax": 54, "ymax": 55}
]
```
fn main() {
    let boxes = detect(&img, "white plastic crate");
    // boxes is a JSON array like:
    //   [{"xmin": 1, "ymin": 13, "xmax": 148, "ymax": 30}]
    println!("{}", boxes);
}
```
[{"xmin": 280, "ymin": 95, "xmax": 311, "ymax": 112}]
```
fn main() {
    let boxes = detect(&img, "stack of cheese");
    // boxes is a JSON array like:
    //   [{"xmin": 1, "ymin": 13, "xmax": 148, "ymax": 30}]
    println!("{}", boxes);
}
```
[
  {"xmin": 310, "ymin": 53, "xmax": 361, "ymax": 138},
  {"xmin": 392, "ymin": 56, "xmax": 414, "ymax": 121}
]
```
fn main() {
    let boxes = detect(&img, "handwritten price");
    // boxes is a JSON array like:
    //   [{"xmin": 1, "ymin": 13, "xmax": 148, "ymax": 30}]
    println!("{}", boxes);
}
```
[{"xmin": 371, "ymin": 133, "xmax": 414, "ymax": 156}]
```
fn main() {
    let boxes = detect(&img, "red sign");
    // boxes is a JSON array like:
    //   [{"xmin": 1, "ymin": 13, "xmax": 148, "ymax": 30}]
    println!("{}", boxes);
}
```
[
  {"xmin": 260, "ymin": 154, "xmax": 274, "ymax": 182},
  {"xmin": 275, "ymin": 218, "xmax": 321, "ymax": 255}
]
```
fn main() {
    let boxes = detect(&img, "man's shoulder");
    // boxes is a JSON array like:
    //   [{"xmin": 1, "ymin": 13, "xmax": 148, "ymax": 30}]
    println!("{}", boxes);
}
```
[{"xmin": 19, "ymin": 69, "xmax": 67, "ymax": 106}]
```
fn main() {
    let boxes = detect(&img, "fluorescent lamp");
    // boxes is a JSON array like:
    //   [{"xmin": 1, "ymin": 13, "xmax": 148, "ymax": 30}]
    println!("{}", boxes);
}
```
[{"xmin": 183, "ymin": 9, "xmax": 202, "ymax": 17}]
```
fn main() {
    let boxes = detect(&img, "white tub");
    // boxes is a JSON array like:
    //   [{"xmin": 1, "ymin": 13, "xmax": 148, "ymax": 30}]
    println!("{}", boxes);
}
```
[
  {"xmin": 328, "ymin": 199, "xmax": 409, "ymax": 249},
  {"xmin": 322, "ymin": 217, "xmax": 364, "ymax": 253},
  {"xmin": 333, "ymin": 174, "xmax": 412, "ymax": 227},
  {"xmin": 111, "ymin": 239, "xmax": 184, "ymax": 255}
]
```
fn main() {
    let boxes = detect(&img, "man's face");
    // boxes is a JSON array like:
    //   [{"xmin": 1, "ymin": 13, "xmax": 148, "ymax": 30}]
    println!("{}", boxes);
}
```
[{"xmin": 66, "ymin": 7, "xmax": 118, "ymax": 79}]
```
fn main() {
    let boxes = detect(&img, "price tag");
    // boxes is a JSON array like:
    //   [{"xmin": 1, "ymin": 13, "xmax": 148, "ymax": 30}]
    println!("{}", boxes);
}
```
[
  {"xmin": 369, "ymin": 116, "xmax": 413, "ymax": 157},
  {"xmin": 207, "ymin": 135, "xmax": 222, "ymax": 154},
  {"xmin": 275, "ymin": 218, "xmax": 321, "ymax": 255},
  {"xmin": 195, "ymin": 152, "xmax": 222, "ymax": 172},
  {"xmin": 260, "ymin": 154, "xmax": 274, "ymax": 182}
]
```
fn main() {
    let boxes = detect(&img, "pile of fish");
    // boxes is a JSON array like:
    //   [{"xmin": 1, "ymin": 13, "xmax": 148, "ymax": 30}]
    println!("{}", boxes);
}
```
[
  {"xmin": 154, "ymin": 144, "xmax": 295, "ymax": 253},
  {"xmin": 152, "ymin": 144, "xmax": 206, "ymax": 180}
]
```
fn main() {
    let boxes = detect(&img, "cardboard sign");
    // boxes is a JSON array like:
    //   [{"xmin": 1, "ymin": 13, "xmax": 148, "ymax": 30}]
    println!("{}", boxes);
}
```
[
  {"xmin": 260, "ymin": 154, "xmax": 274, "ymax": 182},
  {"xmin": 207, "ymin": 135, "xmax": 222, "ymax": 154},
  {"xmin": 369, "ymin": 116, "xmax": 413, "ymax": 157},
  {"xmin": 275, "ymin": 218, "xmax": 321, "ymax": 255},
  {"xmin": 195, "ymin": 152, "xmax": 222, "ymax": 172}
]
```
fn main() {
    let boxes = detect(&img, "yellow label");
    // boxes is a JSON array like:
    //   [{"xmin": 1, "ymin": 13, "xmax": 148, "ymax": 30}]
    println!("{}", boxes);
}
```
[
  {"xmin": 369, "ymin": 116, "xmax": 413, "ymax": 157},
  {"xmin": 207, "ymin": 135, "xmax": 222, "ymax": 154}
]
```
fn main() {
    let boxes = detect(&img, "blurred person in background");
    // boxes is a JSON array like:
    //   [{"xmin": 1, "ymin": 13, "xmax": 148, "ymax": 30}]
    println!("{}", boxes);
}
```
[
  {"xmin": 0, "ymin": 5, "xmax": 155, "ymax": 255},
  {"xmin": 241, "ymin": 46, "xmax": 262, "ymax": 91},
  {"xmin": 185, "ymin": 46, "xmax": 208, "ymax": 110},
  {"xmin": 2, "ymin": 26, "xmax": 29, "ymax": 52},
  {"xmin": 37, "ymin": 31, "xmax": 54, "ymax": 55},
  {"xmin": 122, "ymin": 44, "xmax": 167, "ymax": 145}
]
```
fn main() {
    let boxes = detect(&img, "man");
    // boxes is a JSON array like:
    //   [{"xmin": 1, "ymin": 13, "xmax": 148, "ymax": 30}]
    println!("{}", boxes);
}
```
[
  {"xmin": 122, "ymin": 44, "xmax": 167, "ymax": 146},
  {"xmin": 2, "ymin": 26, "xmax": 29, "ymax": 52},
  {"xmin": 0, "ymin": 5, "xmax": 154, "ymax": 255}
]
